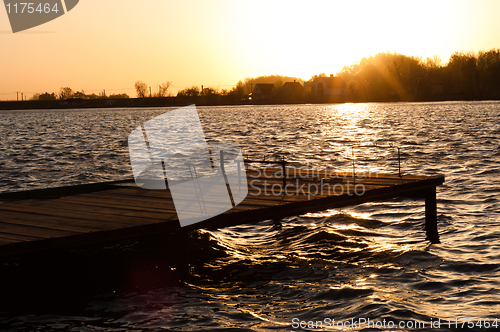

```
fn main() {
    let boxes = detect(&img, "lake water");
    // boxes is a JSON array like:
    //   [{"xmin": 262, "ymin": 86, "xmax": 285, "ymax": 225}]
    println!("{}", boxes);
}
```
[{"xmin": 1, "ymin": 101, "xmax": 499, "ymax": 331}]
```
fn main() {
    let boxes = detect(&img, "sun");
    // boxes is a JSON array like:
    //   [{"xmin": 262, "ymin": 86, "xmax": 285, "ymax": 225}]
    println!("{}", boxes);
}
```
[{"xmin": 218, "ymin": 0, "xmax": 465, "ymax": 82}]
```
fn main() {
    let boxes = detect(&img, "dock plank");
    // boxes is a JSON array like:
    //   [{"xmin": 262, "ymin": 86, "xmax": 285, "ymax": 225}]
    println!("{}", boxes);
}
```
[
  {"xmin": 0, "ymin": 202, "xmax": 168, "ymax": 227},
  {"xmin": 60, "ymin": 195, "xmax": 177, "ymax": 213},
  {"xmin": 8, "ymin": 200, "xmax": 172, "ymax": 221},
  {"xmin": 72, "ymin": 193, "xmax": 179, "ymax": 211},
  {"xmin": 0, "ymin": 221, "xmax": 79, "ymax": 239},
  {"xmin": 0, "ymin": 210, "xmax": 120, "ymax": 233},
  {"xmin": 0, "ymin": 237, "xmax": 19, "ymax": 245},
  {"xmin": 0, "ymin": 233, "xmax": 41, "ymax": 243}
]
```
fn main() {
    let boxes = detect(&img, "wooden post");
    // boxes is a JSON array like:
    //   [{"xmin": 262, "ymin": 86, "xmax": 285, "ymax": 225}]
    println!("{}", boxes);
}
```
[{"xmin": 425, "ymin": 188, "xmax": 439, "ymax": 243}]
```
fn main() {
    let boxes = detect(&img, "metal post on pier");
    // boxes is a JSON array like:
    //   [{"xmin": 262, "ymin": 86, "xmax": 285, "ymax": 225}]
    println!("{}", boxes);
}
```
[
  {"xmin": 220, "ymin": 150, "xmax": 235, "ymax": 207},
  {"xmin": 397, "ymin": 147, "xmax": 402, "ymax": 178},
  {"xmin": 280, "ymin": 157, "xmax": 287, "ymax": 189},
  {"xmin": 237, "ymin": 159, "xmax": 241, "ymax": 190},
  {"xmin": 220, "ymin": 149, "xmax": 224, "ymax": 173},
  {"xmin": 352, "ymin": 146, "xmax": 355, "ymax": 183},
  {"xmin": 243, "ymin": 156, "xmax": 287, "ymax": 189}
]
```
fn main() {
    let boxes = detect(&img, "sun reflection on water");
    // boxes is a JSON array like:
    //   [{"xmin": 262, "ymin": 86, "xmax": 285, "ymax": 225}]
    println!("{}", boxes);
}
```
[{"xmin": 314, "ymin": 103, "xmax": 400, "ymax": 174}]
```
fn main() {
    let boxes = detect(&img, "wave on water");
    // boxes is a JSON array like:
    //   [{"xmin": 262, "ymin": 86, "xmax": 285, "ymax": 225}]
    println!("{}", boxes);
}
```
[{"xmin": 1, "ymin": 102, "xmax": 500, "ymax": 330}]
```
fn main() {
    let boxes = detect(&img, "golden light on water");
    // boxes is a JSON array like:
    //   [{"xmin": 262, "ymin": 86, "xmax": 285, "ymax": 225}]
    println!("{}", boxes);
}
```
[
  {"xmin": 369, "ymin": 242, "xmax": 414, "ymax": 254},
  {"xmin": 302, "ymin": 210, "xmax": 342, "ymax": 218},
  {"xmin": 346, "ymin": 211, "xmax": 372, "ymax": 220},
  {"xmin": 326, "ymin": 224, "xmax": 362, "ymax": 232}
]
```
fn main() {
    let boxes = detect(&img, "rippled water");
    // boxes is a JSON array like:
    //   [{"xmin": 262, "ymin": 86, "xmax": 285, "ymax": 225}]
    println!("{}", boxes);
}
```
[{"xmin": 1, "ymin": 101, "xmax": 500, "ymax": 331}]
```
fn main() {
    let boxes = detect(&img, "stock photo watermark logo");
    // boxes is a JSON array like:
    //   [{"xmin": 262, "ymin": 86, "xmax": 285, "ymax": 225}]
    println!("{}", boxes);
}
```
[
  {"xmin": 128, "ymin": 105, "xmax": 248, "ymax": 227},
  {"xmin": 247, "ymin": 165, "xmax": 372, "ymax": 200},
  {"xmin": 3, "ymin": 0, "xmax": 79, "ymax": 33}
]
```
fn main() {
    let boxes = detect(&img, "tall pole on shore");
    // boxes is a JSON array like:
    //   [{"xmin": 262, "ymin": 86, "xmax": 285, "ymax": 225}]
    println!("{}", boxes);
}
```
[{"xmin": 17, "ymin": 92, "xmax": 19, "ymax": 101}]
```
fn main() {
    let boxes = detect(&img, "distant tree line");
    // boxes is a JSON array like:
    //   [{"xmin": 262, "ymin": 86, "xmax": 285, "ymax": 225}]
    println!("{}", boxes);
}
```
[
  {"xmin": 28, "ymin": 49, "xmax": 500, "ymax": 104},
  {"xmin": 31, "ymin": 87, "xmax": 129, "ymax": 101},
  {"xmin": 173, "ymin": 75, "xmax": 304, "ymax": 103},
  {"xmin": 338, "ymin": 49, "xmax": 500, "ymax": 101},
  {"xmin": 188, "ymin": 49, "xmax": 500, "ymax": 103},
  {"xmin": 243, "ymin": 74, "xmax": 303, "ymax": 93}
]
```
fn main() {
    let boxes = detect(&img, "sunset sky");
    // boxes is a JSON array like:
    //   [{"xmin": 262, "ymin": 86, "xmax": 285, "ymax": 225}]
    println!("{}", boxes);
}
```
[{"xmin": 1, "ymin": 0, "xmax": 500, "ymax": 100}]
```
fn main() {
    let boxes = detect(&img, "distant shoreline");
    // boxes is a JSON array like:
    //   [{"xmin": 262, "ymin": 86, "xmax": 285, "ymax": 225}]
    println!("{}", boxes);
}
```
[{"xmin": 1, "ymin": 95, "xmax": 497, "ymax": 110}]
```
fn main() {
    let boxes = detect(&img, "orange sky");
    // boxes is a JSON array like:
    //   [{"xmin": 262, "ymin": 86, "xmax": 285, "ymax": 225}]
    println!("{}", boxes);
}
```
[{"xmin": 1, "ymin": 0, "xmax": 500, "ymax": 100}]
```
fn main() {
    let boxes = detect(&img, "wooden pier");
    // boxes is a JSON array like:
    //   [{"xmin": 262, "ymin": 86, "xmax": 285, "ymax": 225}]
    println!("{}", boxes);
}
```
[{"xmin": 0, "ymin": 168, "xmax": 445, "ymax": 257}]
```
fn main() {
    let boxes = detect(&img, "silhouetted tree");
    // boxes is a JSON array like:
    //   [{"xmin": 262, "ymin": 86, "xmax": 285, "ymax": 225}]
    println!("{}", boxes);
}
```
[
  {"xmin": 59, "ymin": 87, "xmax": 73, "ymax": 100},
  {"xmin": 227, "ymin": 80, "xmax": 247, "ymax": 101},
  {"xmin": 31, "ymin": 92, "xmax": 57, "ymax": 101},
  {"xmin": 201, "ymin": 87, "xmax": 218, "ymax": 96},
  {"xmin": 134, "ymin": 81, "xmax": 148, "ymax": 98},
  {"xmin": 108, "ymin": 93, "xmax": 130, "ymax": 99},
  {"xmin": 425, "ymin": 55, "xmax": 442, "ymax": 71},
  {"xmin": 338, "ymin": 52, "xmax": 423, "ymax": 101},
  {"xmin": 273, "ymin": 79, "xmax": 284, "ymax": 94},
  {"xmin": 446, "ymin": 51, "xmax": 479, "ymax": 97},
  {"xmin": 477, "ymin": 49, "xmax": 500, "ymax": 97},
  {"xmin": 156, "ymin": 81, "xmax": 172, "ymax": 97},
  {"xmin": 72, "ymin": 90, "xmax": 86, "ymax": 99},
  {"xmin": 177, "ymin": 86, "xmax": 200, "ymax": 97},
  {"xmin": 86, "ymin": 93, "xmax": 100, "ymax": 99}
]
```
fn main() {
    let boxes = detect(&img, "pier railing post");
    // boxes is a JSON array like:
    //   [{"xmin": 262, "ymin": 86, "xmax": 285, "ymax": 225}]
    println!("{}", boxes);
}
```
[
  {"xmin": 220, "ymin": 150, "xmax": 236, "ymax": 207},
  {"xmin": 237, "ymin": 159, "xmax": 241, "ymax": 190},
  {"xmin": 352, "ymin": 146, "xmax": 355, "ymax": 183},
  {"xmin": 281, "ymin": 157, "xmax": 287, "ymax": 189},
  {"xmin": 424, "ymin": 188, "xmax": 439, "ymax": 243},
  {"xmin": 220, "ymin": 149, "xmax": 224, "ymax": 173},
  {"xmin": 397, "ymin": 147, "xmax": 401, "ymax": 178}
]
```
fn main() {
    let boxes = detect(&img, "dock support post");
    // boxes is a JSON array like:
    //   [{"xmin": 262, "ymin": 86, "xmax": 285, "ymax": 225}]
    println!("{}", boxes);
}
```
[{"xmin": 424, "ymin": 188, "xmax": 439, "ymax": 243}]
